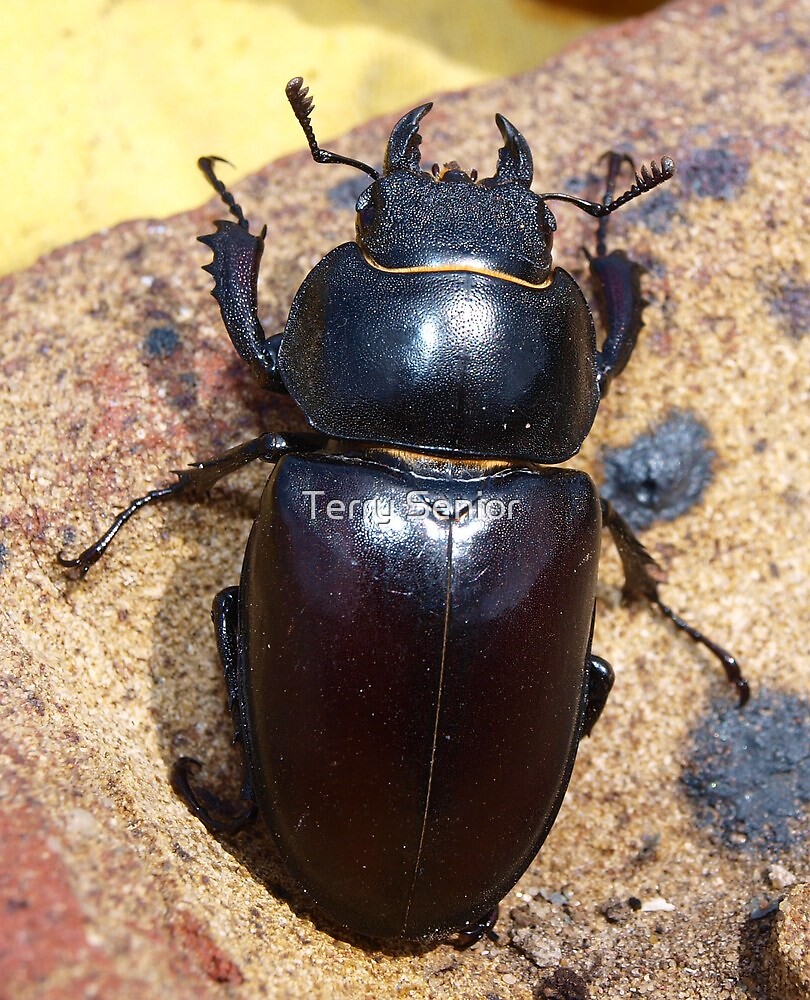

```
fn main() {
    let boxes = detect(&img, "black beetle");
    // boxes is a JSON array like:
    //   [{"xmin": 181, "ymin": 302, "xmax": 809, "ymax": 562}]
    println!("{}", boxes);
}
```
[{"xmin": 60, "ymin": 78, "xmax": 748, "ymax": 945}]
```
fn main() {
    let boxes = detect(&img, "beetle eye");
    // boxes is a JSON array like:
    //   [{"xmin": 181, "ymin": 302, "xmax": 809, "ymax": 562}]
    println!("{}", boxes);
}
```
[
  {"xmin": 359, "ymin": 202, "xmax": 376, "ymax": 229},
  {"xmin": 356, "ymin": 191, "xmax": 377, "ymax": 230}
]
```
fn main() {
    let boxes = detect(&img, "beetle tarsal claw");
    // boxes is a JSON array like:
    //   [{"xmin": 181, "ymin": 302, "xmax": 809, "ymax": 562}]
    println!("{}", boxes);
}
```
[
  {"xmin": 171, "ymin": 757, "xmax": 257, "ymax": 835},
  {"xmin": 452, "ymin": 906, "xmax": 500, "ymax": 949},
  {"xmin": 56, "ymin": 548, "xmax": 94, "ymax": 576}
]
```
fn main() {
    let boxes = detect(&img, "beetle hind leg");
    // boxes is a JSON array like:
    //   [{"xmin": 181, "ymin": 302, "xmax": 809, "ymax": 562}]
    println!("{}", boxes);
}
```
[
  {"xmin": 452, "ymin": 906, "xmax": 499, "ymax": 949},
  {"xmin": 582, "ymin": 654, "xmax": 615, "ymax": 737},
  {"xmin": 213, "ymin": 586, "xmax": 248, "ymax": 743},
  {"xmin": 171, "ymin": 757, "xmax": 256, "ymax": 834},
  {"xmin": 171, "ymin": 586, "xmax": 258, "ymax": 834},
  {"xmin": 600, "ymin": 497, "xmax": 750, "ymax": 706}
]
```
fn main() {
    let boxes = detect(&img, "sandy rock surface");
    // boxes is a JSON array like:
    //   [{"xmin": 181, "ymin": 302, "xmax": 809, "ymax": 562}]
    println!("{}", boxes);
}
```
[{"xmin": 1, "ymin": 0, "xmax": 808, "ymax": 997}]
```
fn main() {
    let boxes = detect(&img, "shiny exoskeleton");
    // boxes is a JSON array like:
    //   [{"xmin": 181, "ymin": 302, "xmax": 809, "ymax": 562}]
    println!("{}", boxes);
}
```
[{"xmin": 60, "ymin": 78, "xmax": 749, "ymax": 944}]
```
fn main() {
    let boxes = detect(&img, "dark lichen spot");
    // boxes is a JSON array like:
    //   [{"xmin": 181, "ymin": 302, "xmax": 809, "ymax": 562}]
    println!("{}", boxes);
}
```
[
  {"xmin": 634, "ymin": 188, "xmax": 679, "ymax": 235},
  {"xmin": 601, "ymin": 897, "xmax": 632, "ymax": 924},
  {"xmin": 749, "ymin": 896, "xmax": 782, "ymax": 920},
  {"xmin": 0, "ymin": 542, "xmax": 7, "ymax": 572},
  {"xmin": 768, "ymin": 274, "xmax": 810, "ymax": 340},
  {"xmin": 27, "ymin": 693, "xmax": 45, "ymax": 715},
  {"xmin": 683, "ymin": 687, "xmax": 810, "ymax": 851},
  {"xmin": 144, "ymin": 325, "xmax": 180, "ymax": 359},
  {"xmin": 681, "ymin": 145, "xmax": 749, "ymax": 200},
  {"xmin": 601, "ymin": 410, "xmax": 714, "ymax": 530},
  {"xmin": 709, "ymin": 3, "xmax": 726, "ymax": 14},
  {"xmin": 327, "ymin": 172, "xmax": 378, "ymax": 210},
  {"xmin": 635, "ymin": 831, "xmax": 660, "ymax": 861},
  {"xmin": 534, "ymin": 968, "xmax": 590, "ymax": 1000},
  {"xmin": 172, "ymin": 372, "xmax": 198, "ymax": 409},
  {"xmin": 781, "ymin": 72, "xmax": 810, "ymax": 97}
]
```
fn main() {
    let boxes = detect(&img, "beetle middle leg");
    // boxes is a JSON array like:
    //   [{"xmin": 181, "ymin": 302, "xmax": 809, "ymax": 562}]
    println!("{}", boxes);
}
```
[
  {"xmin": 171, "ymin": 586, "xmax": 257, "ymax": 834},
  {"xmin": 600, "ymin": 497, "xmax": 750, "ymax": 705},
  {"xmin": 58, "ymin": 430, "xmax": 326, "ymax": 575},
  {"xmin": 452, "ymin": 906, "xmax": 500, "ymax": 949}
]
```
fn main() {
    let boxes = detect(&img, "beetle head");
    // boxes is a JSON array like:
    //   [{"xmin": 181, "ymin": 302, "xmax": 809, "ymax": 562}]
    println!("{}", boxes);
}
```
[
  {"xmin": 355, "ymin": 104, "xmax": 557, "ymax": 285},
  {"xmin": 286, "ymin": 78, "xmax": 675, "ymax": 282}
]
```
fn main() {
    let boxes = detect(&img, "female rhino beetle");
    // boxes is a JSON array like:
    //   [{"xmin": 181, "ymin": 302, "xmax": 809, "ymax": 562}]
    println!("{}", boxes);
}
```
[{"xmin": 60, "ymin": 78, "xmax": 748, "ymax": 945}]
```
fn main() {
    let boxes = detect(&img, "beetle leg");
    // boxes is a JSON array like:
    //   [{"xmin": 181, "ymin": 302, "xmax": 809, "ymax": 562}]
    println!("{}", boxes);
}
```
[
  {"xmin": 212, "ymin": 586, "xmax": 248, "ymax": 745},
  {"xmin": 586, "ymin": 153, "xmax": 647, "ymax": 397},
  {"xmin": 600, "ymin": 498, "xmax": 750, "ymax": 706},
  {"xmin": 589, "ymin": 152, "xmax": 645, "ymax": 396},
  {"xmin": 452, "ymin": 905, "xmax": 499, "ymax": 949},
  {"xmin": 171, "ymin": 586, "xmax": 257, "ymax": 835},
  {"xmin": 581, "ymin": 654, "xmax": 615, "ymax": 737},
  {"xmin": 594, "ymin": 152, "xmax": 635, "ymax": 257},
  {"xmin": 198, "ymin": 157, "xmax": 287, "ymax": 394},
  {"xmin": 171, "ymin": 757, "xmax": 256, "ymax": 835},
  {"xmin": 58, "ymin": 431, "xmax": 327, "ymax": 575}
]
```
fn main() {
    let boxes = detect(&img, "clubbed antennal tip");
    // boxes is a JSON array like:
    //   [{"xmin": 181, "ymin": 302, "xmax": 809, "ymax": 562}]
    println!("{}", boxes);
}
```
[
  {"xmin": 607, "ymin": 156, "xmax": 675, "ymax": 214},
  {"xmin": 541, "ymin": 156, "xmax": 676, "ymax": 218},
  {"xmin": 285, "ymin": 78, "xmax": 319, "ymax": 159},
  {"xmin": 286, "ymin": 76, "xmax": 380, "ymax": 180}
]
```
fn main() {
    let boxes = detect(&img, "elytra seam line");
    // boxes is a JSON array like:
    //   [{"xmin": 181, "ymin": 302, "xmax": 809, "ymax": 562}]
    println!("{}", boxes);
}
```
[{"xmin": 402, "ymin": 520, "xmax": 454, "ymax": 932}]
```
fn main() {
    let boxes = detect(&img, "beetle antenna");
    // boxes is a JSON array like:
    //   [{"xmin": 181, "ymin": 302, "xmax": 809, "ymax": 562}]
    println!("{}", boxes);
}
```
[
  {"xmin": 198, "ymin": 156, "xmax": 251, "ymax": 229},
  {"xmin": 286, "ymin": 77, "xmax": 380, "ymax": 180},
  {"xmin": 541, "ymin": 157, "xmax": 675, "ymax": 217}
]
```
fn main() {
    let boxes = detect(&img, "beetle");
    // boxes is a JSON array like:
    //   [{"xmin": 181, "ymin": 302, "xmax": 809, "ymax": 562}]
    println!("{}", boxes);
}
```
[{"xmin": 60, "ymin": 78, "xmax": 749, "ymax": 945}]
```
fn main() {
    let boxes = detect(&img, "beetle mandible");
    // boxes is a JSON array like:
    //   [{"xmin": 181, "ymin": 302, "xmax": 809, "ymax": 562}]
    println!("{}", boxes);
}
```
[{"xmin": 60, "ymin": 78, "xmax": 749, "ymax": 945}]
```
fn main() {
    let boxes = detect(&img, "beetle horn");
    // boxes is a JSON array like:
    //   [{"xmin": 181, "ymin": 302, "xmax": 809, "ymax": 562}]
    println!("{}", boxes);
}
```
[
  {"xmin": 384, "ymin": 103, "xmax": 433, "ymax": 174},
  {"xmin": 487, "ymin": 114, "xmax": 533, "ymax": 187}
]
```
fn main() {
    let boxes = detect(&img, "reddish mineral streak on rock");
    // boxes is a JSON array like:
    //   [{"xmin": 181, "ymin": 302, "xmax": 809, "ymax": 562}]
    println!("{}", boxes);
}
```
[
  {"xmin": 1, "ymin": 0, "xmax": 808, "ymax": 996},
  {"xmin": 168, "ymin": 911, "xmax": 245, "ymax": 985},
  {"xmin": 0, "ymin": 794, "xmax": 92, "ymax": 991}
]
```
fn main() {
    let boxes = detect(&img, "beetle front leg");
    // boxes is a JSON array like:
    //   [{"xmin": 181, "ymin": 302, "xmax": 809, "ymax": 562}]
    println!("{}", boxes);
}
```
[
  {"xmin": 58, "ymin": 431, "xmax": 327, "ymax": 575},
  {"xmin": 600, "ymin": 497, "xmax": 750, "ymax": 705},
  {"xmin": 588, "ymin": 152, "xmax": 647, "ymax": 396},
  {"xmin": 198, "ymin": 157, "xmax": 287, "ymax": 393}
]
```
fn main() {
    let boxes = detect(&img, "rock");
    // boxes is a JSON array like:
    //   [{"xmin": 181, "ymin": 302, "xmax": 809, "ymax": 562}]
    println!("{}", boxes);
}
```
[
  {"xmin": 1, "ymin": 0, "xmax": 807, "ymax": 996},
  {"xmin": 766, "ymin": 883, "xmax": 810, "ymax": 1000}
]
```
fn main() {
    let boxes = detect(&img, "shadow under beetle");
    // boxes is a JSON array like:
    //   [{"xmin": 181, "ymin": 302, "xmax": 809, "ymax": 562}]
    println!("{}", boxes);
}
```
[{"xmin": 60, "ymin": 78, "xmax": 749, "ymax": 945}]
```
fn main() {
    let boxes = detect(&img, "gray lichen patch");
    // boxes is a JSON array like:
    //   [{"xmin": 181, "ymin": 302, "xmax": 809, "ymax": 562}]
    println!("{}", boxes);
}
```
[
  {"xmin": 683, "ymin": 687, "xmax": 810, "ymax": 852},
  {"xmin": 600, "ymin": 410, "xmax": 714, "ymax": 531}
]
